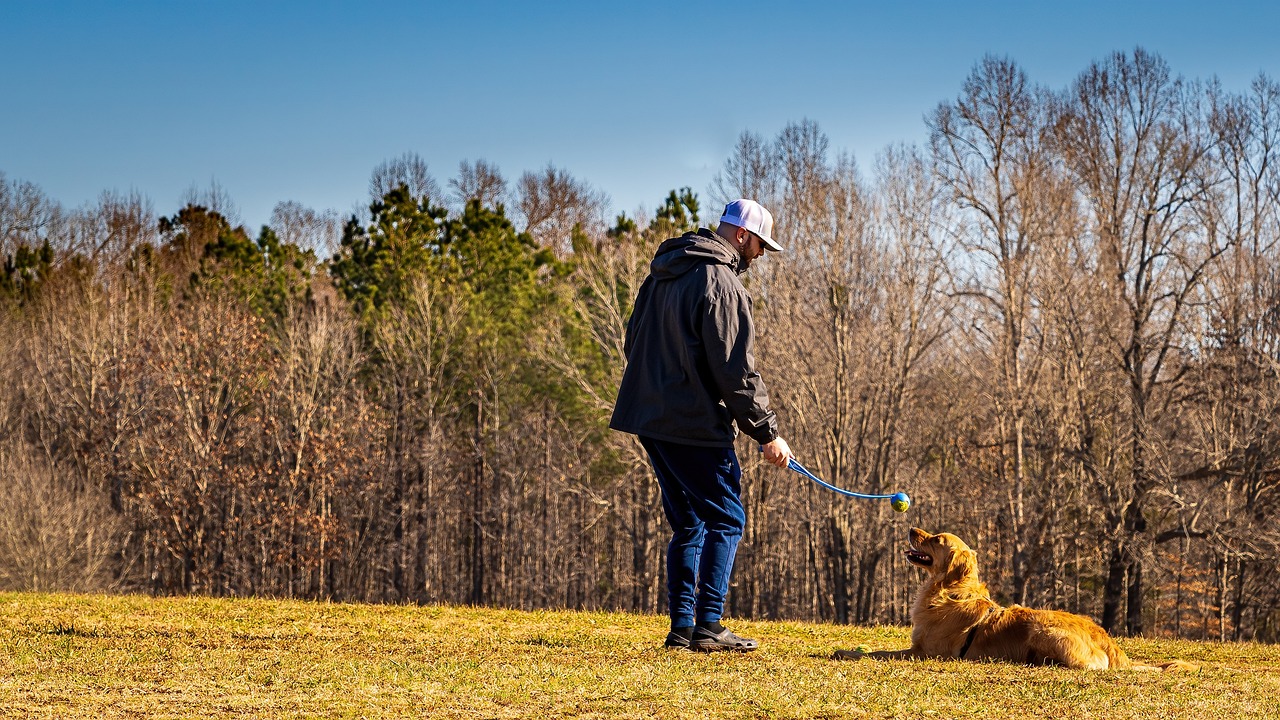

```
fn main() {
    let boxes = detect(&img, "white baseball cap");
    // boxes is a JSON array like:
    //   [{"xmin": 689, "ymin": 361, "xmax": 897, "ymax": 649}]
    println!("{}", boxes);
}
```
[{"xmin": 719, "ymin": 199, "xmax": 782, "ymax": 252}]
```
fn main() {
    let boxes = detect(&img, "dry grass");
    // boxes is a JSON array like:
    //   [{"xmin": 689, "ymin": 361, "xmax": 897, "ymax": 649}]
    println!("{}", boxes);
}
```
[{"xmin": 1, "ymin": 592, "xmax": 1278, "ymax": 718}]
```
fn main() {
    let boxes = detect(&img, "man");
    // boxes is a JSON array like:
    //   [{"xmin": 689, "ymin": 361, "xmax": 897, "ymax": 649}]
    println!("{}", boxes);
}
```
[{"xmin": 610, "ymin": 198, "xmax": 793, "ymax": 652}]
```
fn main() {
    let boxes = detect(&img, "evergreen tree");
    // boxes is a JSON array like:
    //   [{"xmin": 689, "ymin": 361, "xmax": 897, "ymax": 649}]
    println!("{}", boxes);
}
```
[
  {"xmin": 328, "ymin": 184, "xmax": 447, "ymax": 322},
  {"xmin": 159, "ymin": 203, "xmax": 316, "ymax": 320},
  {"xmin": 0, "ymin": 240, "xmax": 55, "ymax": 307},
  {"xmin": 652, "ymin": 187, "xmax": 700, "ymax": 233}
]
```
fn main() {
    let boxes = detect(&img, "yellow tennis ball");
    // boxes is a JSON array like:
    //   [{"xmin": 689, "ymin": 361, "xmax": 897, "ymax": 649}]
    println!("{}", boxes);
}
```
[{"xmin": 891, "ymin": 492, "xmax": 911, "ymax": 513}]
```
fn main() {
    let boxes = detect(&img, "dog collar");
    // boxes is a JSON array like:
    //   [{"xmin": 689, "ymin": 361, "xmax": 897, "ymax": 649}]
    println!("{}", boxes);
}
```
[{"xmin": 959, "ymin": 607, "xmax": 998, "ymax": 659}]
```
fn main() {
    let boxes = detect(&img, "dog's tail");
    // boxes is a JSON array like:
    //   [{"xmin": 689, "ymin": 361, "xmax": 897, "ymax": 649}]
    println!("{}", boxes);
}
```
[{"xmin": 1131, "ymin": 660, "xmax": 1200, "ymax": 672}]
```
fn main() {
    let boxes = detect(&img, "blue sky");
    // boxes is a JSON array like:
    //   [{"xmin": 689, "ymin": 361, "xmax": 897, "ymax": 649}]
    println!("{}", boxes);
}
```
[{"xmin": 3, "ymin": 1, "xmax": 1278, "ymax": 231}]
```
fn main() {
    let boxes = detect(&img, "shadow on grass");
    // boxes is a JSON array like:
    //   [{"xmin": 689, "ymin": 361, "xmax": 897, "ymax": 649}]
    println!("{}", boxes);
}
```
[{"xmin": 40, "ymin": 622, "xmax": 101, "ymax": 638}]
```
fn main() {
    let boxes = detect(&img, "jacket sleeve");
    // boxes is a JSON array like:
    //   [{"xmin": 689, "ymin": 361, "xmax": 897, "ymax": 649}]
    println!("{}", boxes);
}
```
[{"xmin": 702, "ymin": 279, "xmax": 779, "ymax": 445}]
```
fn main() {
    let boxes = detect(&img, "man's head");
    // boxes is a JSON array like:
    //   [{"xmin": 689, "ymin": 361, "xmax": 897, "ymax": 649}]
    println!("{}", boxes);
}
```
[{"xmin": 716, "ymin": 199, "xmax": 781, "ymax": 270}]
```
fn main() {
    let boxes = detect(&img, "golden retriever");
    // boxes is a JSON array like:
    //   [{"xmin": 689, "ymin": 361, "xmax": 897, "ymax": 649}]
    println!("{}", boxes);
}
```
[{"xmin": 832, "ymin": 528, "xmax": 1195, "ymax": 671}]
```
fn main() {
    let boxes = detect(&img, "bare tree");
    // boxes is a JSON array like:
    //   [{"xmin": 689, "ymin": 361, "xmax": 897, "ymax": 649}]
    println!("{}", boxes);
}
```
[
  {"xmin": 270, "ymin": 200, "xmax": 343, "ymax": 258},
  {"xmin": 369, "ymin": 152, "xmax": 442, "ymax": 206},
  {"xmin": 1054, "ymin": 48, "xmax": 1223, "ymax": 635},
  {"xmin": 516, "ymin": 164, "xmax": 608, "ymax": 255},
  {"xmin": 823, "ymin": 144, "xmax": 952, "ymax": 623},
  {"xmin": 1173, "ymin": 73, "xmax": 1280, "ymax": 640},
  {"xmin": 121, "ymin": 288, "xmax": 274, "ymax": 594},
  {"xmin": 265, "ymin": 297, "xmax": 376, "ymax": 598},
  {"xmin": 732, "ymin": 121, "xmax": 952, "ymax": 624},
  {"xmin": 929, "ymin": 55, "xmax": 1073, "ymax": 603},
  {"xmin": 370, "ymin": 275, "xmax": 468, "ymax": 603},
  {"xmin": 777, "ymin": 119, "xmax": 831, "ymax": 218},
  {"xmin": 0, "ymin": 441, "xmax": 125, "ymax": 592},
  {"xmin": 709, "ymin": 130, "xmax": 779, "ymax": 211},
  {"xmin": 67, "ymin": 190, "xmax": 156, "ymax": 272},
  {"xmin": 450, "ymin": 159, "xmax": 508, "ymax": 212},
  {"xmin": 181, "ymin": 179, "xmax": 242, "ymax": 229},
  {"xmin": 0, "ymin": 172, "xmax": 64, "ymax": 257}
]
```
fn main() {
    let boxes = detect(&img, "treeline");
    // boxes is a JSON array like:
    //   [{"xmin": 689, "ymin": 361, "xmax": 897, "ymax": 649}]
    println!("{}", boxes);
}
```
[{"xmin": 2, "ymin": 48, "xmax": 1278, "ymax": 642}]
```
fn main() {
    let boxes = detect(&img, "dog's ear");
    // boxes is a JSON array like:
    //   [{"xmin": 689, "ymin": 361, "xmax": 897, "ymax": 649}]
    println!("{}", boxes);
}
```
[{"xmin": 943, "ymin": 547, "xmax": 977, "ymax": 586}]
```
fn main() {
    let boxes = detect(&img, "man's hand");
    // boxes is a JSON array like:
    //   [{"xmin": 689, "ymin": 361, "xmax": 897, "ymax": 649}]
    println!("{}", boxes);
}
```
[{"xmin": 761, "ymin": 437, "xmax": 793, "ymax": 468}]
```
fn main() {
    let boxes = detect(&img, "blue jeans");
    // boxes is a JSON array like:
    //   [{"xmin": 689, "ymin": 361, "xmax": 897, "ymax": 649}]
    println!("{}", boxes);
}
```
[{"xmin": 639, "ymin": 436, "xmax": 745, "ymax": 628}]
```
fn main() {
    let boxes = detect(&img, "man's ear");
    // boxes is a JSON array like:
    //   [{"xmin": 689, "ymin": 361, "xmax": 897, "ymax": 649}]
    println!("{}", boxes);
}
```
[{"xmin": 943, "ymin": 548, "xmax": 976, "ymax": 586}]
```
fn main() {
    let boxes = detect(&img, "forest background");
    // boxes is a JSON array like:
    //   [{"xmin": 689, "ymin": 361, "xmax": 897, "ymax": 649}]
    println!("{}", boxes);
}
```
[{"xmin": 2, "ymin": 49, "xmax": 1278, "ymax": 642}]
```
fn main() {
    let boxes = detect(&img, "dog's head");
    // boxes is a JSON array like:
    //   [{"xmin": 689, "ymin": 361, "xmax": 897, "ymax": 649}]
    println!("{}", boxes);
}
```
[{"xmin": 904, "ymin": 527, "xmax": 978, "ymax": 588}]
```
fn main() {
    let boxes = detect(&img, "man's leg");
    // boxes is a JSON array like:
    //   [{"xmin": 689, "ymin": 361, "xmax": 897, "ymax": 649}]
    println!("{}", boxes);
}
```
[
  {"xmin": 639, "ymin": 436, "xmax": 704, "ymax": 640},
  {"xmin": 639, "ymin": 437, "xmax": 753, "ymax": 651},
  {"xmin": 687, "ymin": 447, "xmax": 744, "ymax": 626}
]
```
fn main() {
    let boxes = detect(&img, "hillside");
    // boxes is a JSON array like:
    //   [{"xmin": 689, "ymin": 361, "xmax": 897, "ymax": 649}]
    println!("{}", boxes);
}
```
[{"xmin": 1, "ymin": 593, "xmax": 1278, "ymax": 719}]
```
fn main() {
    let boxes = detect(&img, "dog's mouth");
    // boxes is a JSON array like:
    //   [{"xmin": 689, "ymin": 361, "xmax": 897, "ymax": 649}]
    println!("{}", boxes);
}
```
[{"xmin": 904, "ymin": 549, "xmax": 933, "ymax": 566}]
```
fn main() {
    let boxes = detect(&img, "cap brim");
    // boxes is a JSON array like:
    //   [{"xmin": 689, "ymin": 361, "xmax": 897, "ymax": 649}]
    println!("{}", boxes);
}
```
[{"xmin": 761, "ymin": 236, "xmax": 783, "ymax": 252}]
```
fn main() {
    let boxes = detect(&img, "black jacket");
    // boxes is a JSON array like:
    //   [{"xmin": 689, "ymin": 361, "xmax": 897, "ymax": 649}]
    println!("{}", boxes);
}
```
[{"xmin": 609, "ymin": 228, "xmax": 778, "ymax": 447}]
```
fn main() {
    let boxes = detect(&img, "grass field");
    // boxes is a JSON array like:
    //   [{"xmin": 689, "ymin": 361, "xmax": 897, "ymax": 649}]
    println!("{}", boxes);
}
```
[{"xmin": 2, "ymin": 592, "xmax": 1279, "ymax": 719}]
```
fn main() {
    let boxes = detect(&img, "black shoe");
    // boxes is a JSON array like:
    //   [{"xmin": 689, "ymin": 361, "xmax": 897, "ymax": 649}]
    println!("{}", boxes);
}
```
[
  {"xmin": 690, "ymin": 625, "xmax": 759, "ymax": 652},
  {"xmin": 664, "ymin": 630, "xmax": 692, "ymax": 649}
]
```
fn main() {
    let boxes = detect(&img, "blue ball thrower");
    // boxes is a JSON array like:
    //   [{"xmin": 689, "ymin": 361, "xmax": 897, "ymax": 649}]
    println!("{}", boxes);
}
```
[{"xmin": 783, "ymin": 456, "xmax": 911, "ymax": 512}]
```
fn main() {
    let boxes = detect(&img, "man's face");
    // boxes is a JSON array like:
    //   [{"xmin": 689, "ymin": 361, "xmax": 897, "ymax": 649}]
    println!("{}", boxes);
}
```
[{"xmin": 737, "ymin": 230, "xmax": 766, "ymax": 270}]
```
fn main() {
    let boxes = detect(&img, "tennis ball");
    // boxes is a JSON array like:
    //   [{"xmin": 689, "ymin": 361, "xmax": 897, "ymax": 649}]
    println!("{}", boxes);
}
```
[{"xmin": 891, "ymin": 492, "xmax": 911, "ymax": 513}]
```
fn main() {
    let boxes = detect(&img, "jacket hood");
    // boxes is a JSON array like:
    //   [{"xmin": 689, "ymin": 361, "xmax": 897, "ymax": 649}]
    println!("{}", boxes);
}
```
[{"xmin": 649, "ymin": 228, "xmax": 743, "ymax": 279}]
